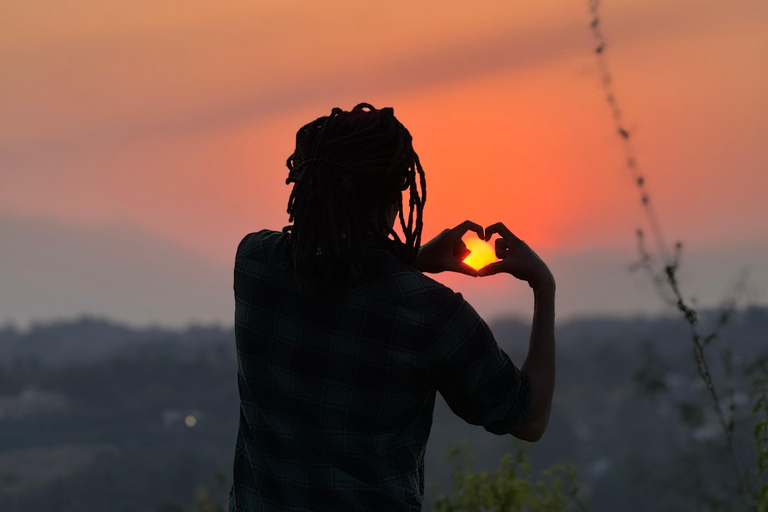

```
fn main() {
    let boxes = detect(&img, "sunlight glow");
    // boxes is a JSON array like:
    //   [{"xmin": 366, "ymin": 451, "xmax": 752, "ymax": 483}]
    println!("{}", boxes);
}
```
[{"xmin": 462, "ymin": 237, "xmax": 498, "ymax": 271}]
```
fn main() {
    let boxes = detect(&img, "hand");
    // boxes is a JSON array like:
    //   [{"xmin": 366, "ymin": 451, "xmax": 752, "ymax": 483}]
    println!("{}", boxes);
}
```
[
  {"xmin": 477, "ymin": 222, "xmax": 555, "ymax": 290},
  {"xmin": 415, "ymin": 220, "xmax": 485, "ymax": 276}
]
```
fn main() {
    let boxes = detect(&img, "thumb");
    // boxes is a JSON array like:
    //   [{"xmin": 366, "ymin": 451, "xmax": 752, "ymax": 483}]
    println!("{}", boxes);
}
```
[
  {"xmin": 454, "ymin": 245, "xmax": 471, "ymax": 260},
  {"xmin": 454, "ymin": 261, "xmax": 480, "ymax": 277},
  {"xmin": 477, "ymin": 261, "xmax": 506, "ymax": 277}
]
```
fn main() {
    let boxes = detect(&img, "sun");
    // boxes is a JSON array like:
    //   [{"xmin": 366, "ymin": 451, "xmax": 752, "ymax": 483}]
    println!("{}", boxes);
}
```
[{"xmin": 462, "ymin": 237, "xmax": 497, "ymax": 271}]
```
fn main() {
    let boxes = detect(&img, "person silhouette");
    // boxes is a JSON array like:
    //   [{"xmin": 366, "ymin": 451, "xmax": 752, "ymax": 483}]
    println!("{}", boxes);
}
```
[{"xmin": 230, "ymin": 103, "xmax": 556, "ymax": 511}]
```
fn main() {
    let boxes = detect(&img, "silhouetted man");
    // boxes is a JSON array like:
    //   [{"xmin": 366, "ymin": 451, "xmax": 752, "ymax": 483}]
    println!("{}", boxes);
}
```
[{"xmin": 230, "ymin": 103, "xmax": 556, "ymax": 511}]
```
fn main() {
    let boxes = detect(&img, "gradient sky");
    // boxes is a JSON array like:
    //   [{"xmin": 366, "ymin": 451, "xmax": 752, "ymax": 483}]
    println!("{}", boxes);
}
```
[{"xmin": 2, "ymin": 0, "xmax": 766, "ymax": 326}]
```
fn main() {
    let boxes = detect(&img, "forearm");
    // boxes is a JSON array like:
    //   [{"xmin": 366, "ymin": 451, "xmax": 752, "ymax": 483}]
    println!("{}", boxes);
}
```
[{"xmin": 518, "ymin": 282, "xmax": 556, "ymax": 440}]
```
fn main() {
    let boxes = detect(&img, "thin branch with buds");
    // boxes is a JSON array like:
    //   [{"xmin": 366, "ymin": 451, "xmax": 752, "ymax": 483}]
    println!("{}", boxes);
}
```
[{"xmin": 586, "ymin": 0, "xmax": 757, "ymax": 508}]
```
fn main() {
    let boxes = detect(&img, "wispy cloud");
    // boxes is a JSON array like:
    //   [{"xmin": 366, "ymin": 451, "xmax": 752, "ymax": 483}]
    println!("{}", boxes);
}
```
[{"xmin": 2, "ymin": 0, "xmax": 758, "ymax": 155}]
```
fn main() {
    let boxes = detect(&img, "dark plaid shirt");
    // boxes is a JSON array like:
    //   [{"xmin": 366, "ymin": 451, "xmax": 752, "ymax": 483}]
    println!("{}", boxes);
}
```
[{"xmin": 230, "ymin": 230, "xmax": 530, "ymax": 512}]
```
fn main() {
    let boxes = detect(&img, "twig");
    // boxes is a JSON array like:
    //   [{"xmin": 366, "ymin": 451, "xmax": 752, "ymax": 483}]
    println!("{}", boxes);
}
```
[{"xmin": 586, "ymin": 1, "xmax": 756, "ymax": 508}]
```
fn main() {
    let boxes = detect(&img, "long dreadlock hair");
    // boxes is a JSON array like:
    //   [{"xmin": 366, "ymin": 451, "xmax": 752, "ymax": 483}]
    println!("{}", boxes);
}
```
[{"xmin": 284, "ymin": 103, "xmax": 426, "ymax": 291}]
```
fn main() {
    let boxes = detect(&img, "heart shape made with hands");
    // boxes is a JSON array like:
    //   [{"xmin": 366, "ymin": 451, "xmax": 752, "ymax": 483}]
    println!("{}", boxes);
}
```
[{"xmin": 462, "ymin": 237, "xmax": 499, "ymax": 271}]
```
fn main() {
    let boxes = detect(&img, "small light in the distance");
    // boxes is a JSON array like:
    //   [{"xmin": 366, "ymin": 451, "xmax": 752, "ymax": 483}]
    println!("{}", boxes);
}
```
[{"xmin": 185, "ymin": 414, "xmax": 197, "ymax": 428}]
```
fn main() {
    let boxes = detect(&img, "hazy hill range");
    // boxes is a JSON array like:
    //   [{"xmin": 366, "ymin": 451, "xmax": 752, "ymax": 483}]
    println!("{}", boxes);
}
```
[
  {"xmin": 1, "ymin": 308, "xmax": 766, "ymax": 511},
  {"xmin": 2, "ymin": 213, "xmax": 766, "ymax": 329}
]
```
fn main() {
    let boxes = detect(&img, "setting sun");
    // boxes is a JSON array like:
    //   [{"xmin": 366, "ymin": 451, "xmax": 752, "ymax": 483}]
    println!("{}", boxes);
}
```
[{"xmin": 462, "ymin": 237, "xmax": 498, "ymax": 271}]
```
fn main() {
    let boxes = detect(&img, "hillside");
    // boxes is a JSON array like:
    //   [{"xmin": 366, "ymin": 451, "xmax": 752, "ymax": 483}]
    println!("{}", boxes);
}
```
[{"xmin": 1, "ymin": 308, "xmax": 766, "ymax": 511}]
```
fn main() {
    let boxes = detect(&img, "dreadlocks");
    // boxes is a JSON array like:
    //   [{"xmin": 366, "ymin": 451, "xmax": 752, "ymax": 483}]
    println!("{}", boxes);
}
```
[{"xmin": 284, "ymin": 103, "xmax": 426, "ymax": 291}]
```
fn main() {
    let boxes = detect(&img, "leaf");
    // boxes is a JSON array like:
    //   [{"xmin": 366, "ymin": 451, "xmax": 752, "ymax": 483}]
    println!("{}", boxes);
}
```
[
  {"xmin": 755, "ymin": 395, "xmax": 767, "ymax": 414},
  {"xmin": 756, "ymin": 421, "xmax": 768, "ymax": 440},
  {"xmin": 759, "ymin": 451, "xmax": 768, "ymax": 475},
  {"xmin": 760, "ymin": 485, "xmax": 768, "ymax": 512}
]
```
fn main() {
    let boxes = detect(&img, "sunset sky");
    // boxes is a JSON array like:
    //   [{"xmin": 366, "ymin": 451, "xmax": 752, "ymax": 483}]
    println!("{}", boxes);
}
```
[{"xmin": 1, "ymin": 0, "xmax": 766, "ymax": 327}]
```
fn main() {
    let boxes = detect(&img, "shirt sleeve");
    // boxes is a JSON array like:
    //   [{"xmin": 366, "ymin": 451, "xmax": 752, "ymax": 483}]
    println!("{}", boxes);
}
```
[{"xmin": 426, "ymin": 292, "xmax": 531, "ymax": 435}]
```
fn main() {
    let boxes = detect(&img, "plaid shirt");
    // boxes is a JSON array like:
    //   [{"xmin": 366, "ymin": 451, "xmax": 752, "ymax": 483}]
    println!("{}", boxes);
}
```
[{"xmin": 230, "ymin": 230, "xmax": 530, "ymax": 512}]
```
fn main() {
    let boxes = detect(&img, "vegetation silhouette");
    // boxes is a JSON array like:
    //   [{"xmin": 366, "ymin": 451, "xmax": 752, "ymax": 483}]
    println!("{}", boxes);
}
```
[{"xmin": 431, "ymin": 441, "xmax": 585, "ymax": 512}]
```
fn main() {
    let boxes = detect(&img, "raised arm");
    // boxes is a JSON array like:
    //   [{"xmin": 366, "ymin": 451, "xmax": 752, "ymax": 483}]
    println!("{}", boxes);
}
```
[{"xmin": 479, "ymin": 222, "xmax": 556, "ymax": 442}]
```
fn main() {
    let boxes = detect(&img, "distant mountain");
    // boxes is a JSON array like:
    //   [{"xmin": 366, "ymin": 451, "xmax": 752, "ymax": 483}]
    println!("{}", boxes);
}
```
[
  {"xmin": 0, "ymin": 316, "xmax": 230, "ymax": 367},
  {"xmin": 3, "ymin": 306, "xmax": 765, "ymax": 377}
]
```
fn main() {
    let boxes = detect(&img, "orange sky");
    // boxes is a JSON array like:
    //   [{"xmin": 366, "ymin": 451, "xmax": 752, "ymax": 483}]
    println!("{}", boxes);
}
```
[{"xmin": 1, "ymin": 0, "xmax": 767, "ymax": 325}]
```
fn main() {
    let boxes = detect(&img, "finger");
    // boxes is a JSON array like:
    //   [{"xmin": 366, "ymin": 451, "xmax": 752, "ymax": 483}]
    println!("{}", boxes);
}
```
[
  {"xmin": 483, "ymin": 222, "xmax": 509, "ymax": 241},
  {"xmin": 495, "ymin": 238, "xmax": 509, "ymax": 259},
  {"xmin": 477, "ymin": 261, "xmax": 506, "ymax": 277},
  {"xmin": 451, "ymin": 220, "xmax": 484, "ymax": 241},
  {"xmin": 454, "ymin": 242, "xmax": 471, "ymax": 260},
  {"xmin": 484, "ymin": 222, "xmax": 517, "ymax": 242},
  {"xmin": 454, "ymin": 261, "xmax": 480, "ymax": 277}
]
